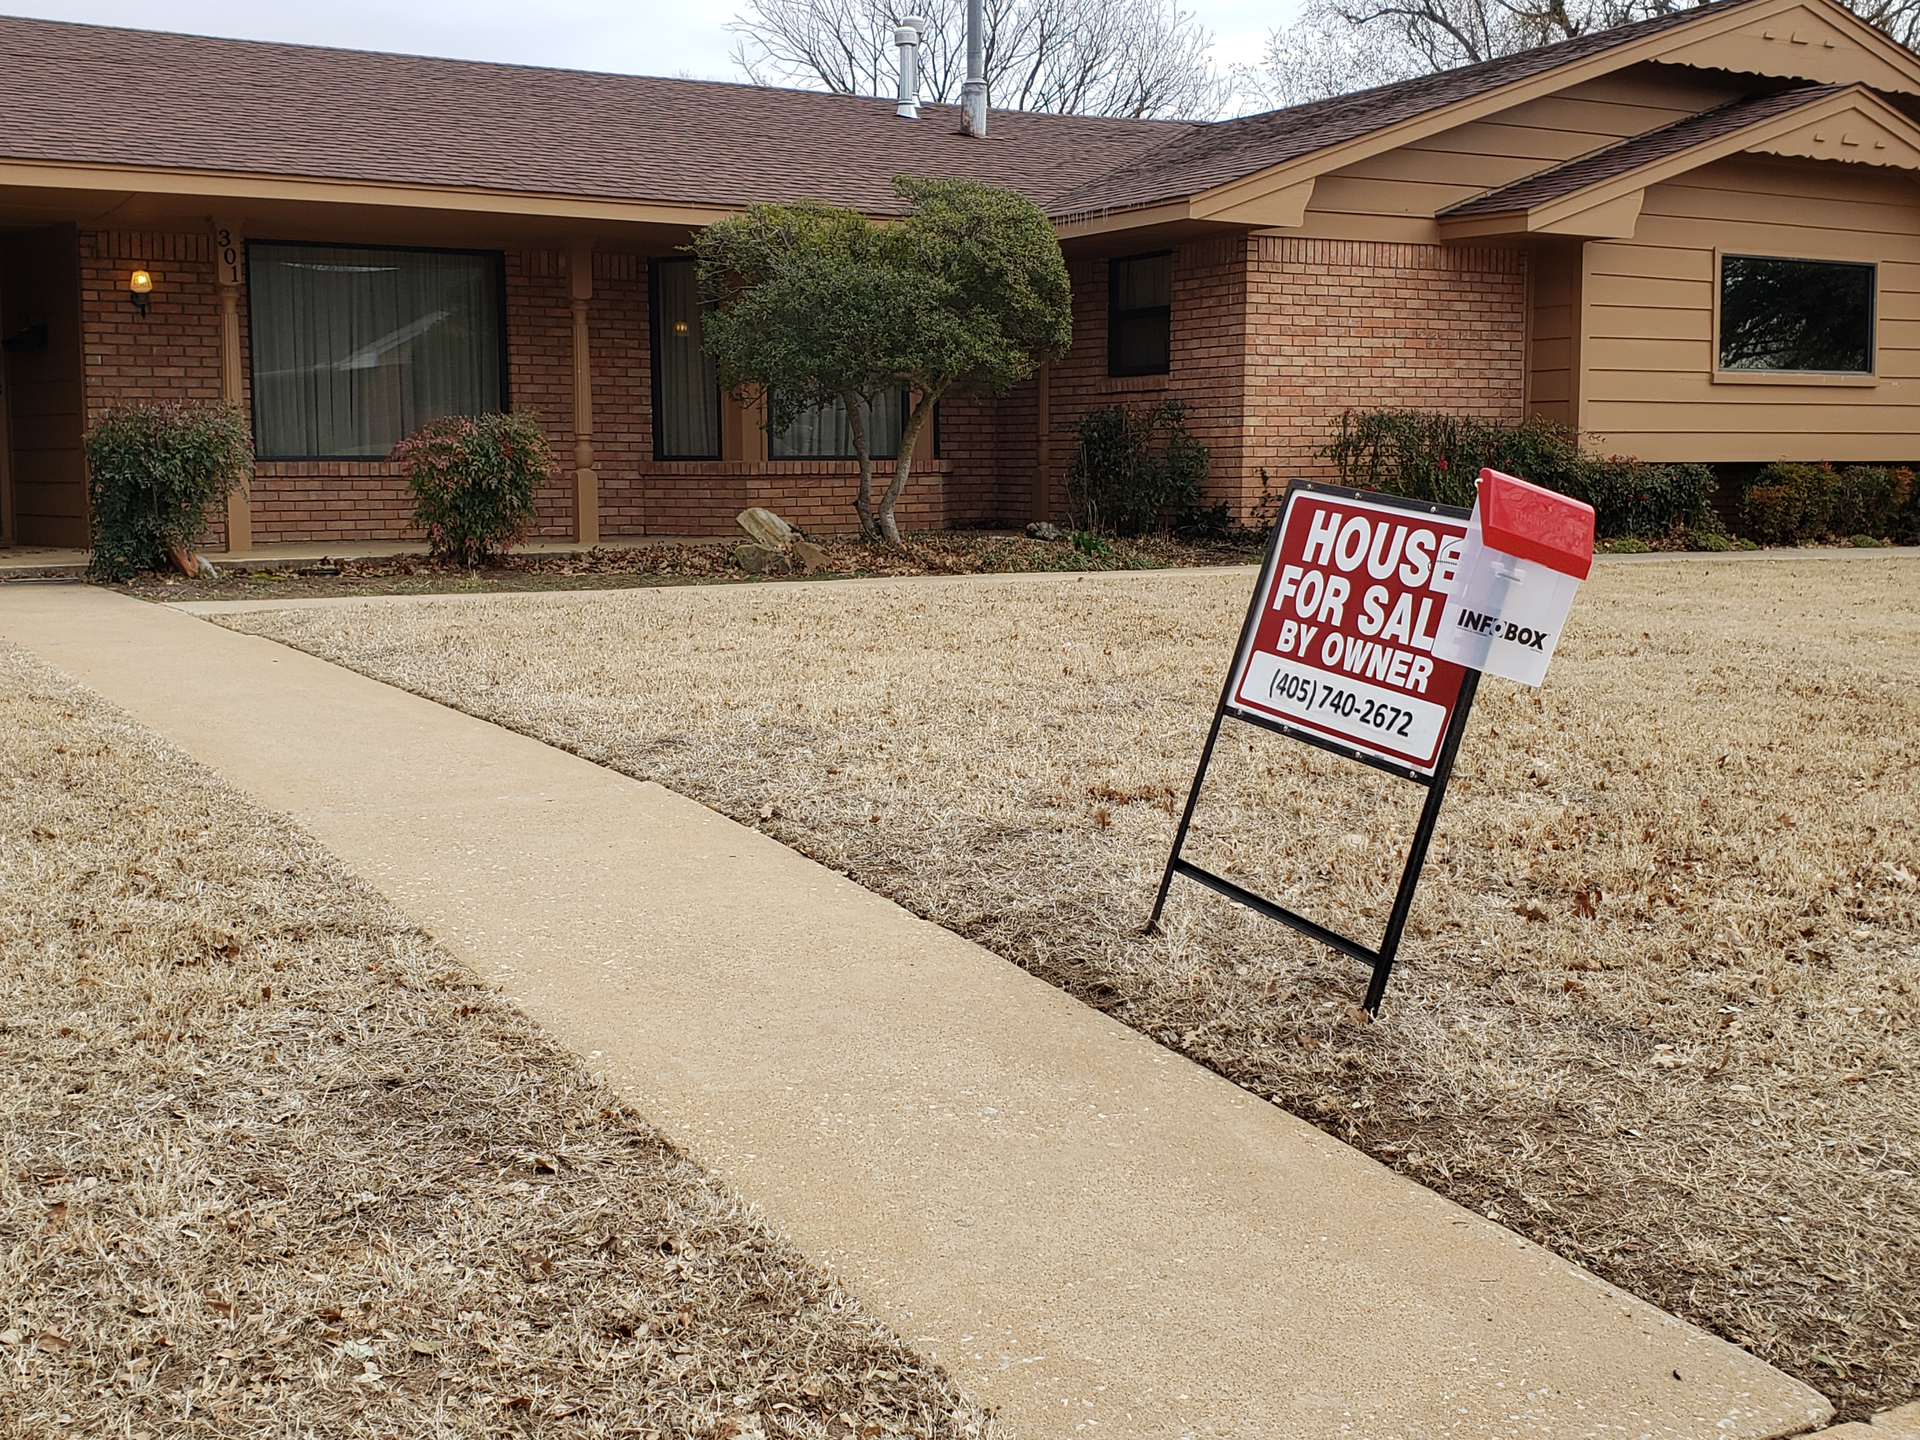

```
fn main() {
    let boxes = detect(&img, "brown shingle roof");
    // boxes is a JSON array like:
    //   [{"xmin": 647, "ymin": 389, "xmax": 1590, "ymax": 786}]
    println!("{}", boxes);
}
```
[
  {"xmin": 1045, "ymin": 0, "xmax": 1766, "ymax": 215},
  {"xmin": 0, "ymin": 14, "xmax": 1189, "ymax": 214},
  {"xmin": 0, "ymin": 0, "xmax": 1775, "ymax": 220},
  {"xmin": 1440, "ymin": 83, "xmax": 1838, "ymax": 216}
]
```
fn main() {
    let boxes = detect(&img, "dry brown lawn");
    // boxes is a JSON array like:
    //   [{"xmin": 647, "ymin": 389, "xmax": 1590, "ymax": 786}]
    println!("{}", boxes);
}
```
[
  {"xmin": 219, "ymin": 554, "xmax": 1920, "ymax": 1421},
  {"xmin": 0, "ymin": 644, "xmax": 998, "ymax": 1439}
]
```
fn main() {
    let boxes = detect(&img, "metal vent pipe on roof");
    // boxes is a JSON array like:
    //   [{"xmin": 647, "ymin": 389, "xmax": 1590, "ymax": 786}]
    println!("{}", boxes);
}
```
[
  {"xmin": 895, "ymin": 15, "xmax": 927, "ymax": 118},
  {"xmin": 961, "ymin": 0, "xmax": 987, "ymax": 136}
]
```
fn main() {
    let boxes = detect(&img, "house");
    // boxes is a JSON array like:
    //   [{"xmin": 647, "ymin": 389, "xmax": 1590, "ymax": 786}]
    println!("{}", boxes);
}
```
[{"xmin": 3, "ymin": 0, "xmax": 1918, "ymax": 551}]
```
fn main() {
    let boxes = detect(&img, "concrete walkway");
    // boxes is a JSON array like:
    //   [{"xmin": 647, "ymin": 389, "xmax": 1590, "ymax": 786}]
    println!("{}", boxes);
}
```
[{"xmin": 0, "ymin": 585, "xmax": 1835, "ymax": 1440}]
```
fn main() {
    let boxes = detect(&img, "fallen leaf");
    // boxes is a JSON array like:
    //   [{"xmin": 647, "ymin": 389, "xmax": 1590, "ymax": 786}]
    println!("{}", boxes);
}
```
[
  {"xmin": 409, "ymin": 1339, "xmax": 442, "ymax": 1355},
  {"xmin": 1563, "ymin": 979, "xmax": 1589, "ymax": 995},
  {"xmin": 1573, "ymin": 889, "xmax": 1601, "ymax": 919},
  {"xmin": 36, "ymin": 1330, "xmax": 69, "ymax": 1353},
  {"xmin": 1514, "ymin": 902, "xmax": 1550, "ymax": 923}
]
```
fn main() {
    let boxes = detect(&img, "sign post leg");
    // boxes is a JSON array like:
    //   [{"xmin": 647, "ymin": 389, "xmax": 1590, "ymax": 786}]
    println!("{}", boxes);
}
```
[
  {"xmin": 1147, "ymin": 700, "xmax": 1226, "ymax": 934},
  {"xmin": 1147, "ymin": 520, "xmax": 1286, "ymax": 935},
  {"xmin": 1362, "ymin": 670, "xmax": 1481, "ymax": 1013}
]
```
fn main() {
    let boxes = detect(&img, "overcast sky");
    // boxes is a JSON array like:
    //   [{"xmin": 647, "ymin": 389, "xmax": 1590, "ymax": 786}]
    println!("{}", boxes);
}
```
[{"xmin": 3, "ymin": 0, "xmax": 1300, "ymax": 84}]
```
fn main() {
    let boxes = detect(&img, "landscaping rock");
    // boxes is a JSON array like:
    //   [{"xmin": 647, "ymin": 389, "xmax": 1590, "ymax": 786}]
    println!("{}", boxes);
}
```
[
  {"xmin": 1025, "ymin": 521, "xmax": 1067, "ymax": 542},
  {"xmin": 737, "ymin": 507, "xmax": 795, "ymax": 551},
  {"xmin": 734, "ymin": 543, "xmax": 790, "ymax": 575},
  {"xmin": 167, "ymin": 544, "xmax": 220, "ymax": 581},
  {"xmin": 791, "ymin": 539, "xmax": 832, "ymax": 575},
  {"xmin": 1870, "ymin": 1401, "xmax": 1920, "ymax": 1436}
]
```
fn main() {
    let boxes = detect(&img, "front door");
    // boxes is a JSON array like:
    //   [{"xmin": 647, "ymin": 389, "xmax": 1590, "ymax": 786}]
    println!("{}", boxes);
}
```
[{"xmin": 1, "ymin": 224, "xmax": 86, "ymax": 548}]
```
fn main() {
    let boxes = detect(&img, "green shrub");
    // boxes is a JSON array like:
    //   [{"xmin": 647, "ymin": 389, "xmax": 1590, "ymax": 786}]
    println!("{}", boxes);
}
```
[
  {"xmin": 390, "ymin": 411, "xmax": 553, "ymax": 566},
  {"xmin": 1324, "ymin": 409, "xmax": 1725, "ymax": 542},
  {"xmin": 1066, "ymin": 399, "xmax": 1209, "ymax": 536},
  {"xmin": 1740, "ymin": 462, "xmax": 1914, "ymax": 544},
  {"xmin": 83, "ymin": 402, "xmax": 252, "ymax": 582},
  {"xmin": 1070, "ymin": 530, "xmax": 1112, "ymax": 556},
  {"xmin": 1687, "ymin": 528, "xmax": 1740, "ymax": 552}
]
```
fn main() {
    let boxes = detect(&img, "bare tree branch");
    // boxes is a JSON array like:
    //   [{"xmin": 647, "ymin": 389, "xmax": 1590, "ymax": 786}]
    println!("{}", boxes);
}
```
[{"xmin": 728, "ymin": 0, "xmax": 1233, "ymax": 118}]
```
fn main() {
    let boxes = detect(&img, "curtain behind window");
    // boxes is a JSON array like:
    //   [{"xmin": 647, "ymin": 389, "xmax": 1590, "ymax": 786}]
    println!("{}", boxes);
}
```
[
  {"xmin": 770, "ymin": 392, "xmax": 904, "ymax": 459},
  {"xmin": 653, "ymin": 259, "xmax": 721, "ymax": 458},
  {"xmin": 249, "ymin": 244, "xmax": 502, "ymax": 459}
]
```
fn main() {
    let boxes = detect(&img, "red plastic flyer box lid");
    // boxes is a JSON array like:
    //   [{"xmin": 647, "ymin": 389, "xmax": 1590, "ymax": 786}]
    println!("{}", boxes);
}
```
[{"xmin": 1477, "ymin": 468, "xmax": 1595, "ymax": 580}]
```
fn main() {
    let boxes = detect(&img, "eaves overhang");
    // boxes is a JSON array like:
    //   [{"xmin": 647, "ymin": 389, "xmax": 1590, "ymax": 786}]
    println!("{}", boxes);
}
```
[{"xmin": 0, "ymin": 156, "xmax": 741, "ymax": 229}]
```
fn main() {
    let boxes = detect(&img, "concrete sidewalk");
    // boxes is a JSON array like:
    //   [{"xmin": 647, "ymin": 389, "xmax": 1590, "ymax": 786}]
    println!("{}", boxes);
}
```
[{"xmin": 0, "ymin": 585, "xmax": 1834, "ymax": 1440}]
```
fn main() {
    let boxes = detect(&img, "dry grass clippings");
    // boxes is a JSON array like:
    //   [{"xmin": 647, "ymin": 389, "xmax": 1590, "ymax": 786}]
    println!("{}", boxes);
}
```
[
  {"xmin": 221, "ymin": 556, "xmax": 1920, "ymax": 1420},
  {"xmin": 0, "ymin": 646, "xmax": 1000, "ymax": 1440},
  {"xmin": 119, "ymin": 531, "xmax": 1264, "ymax": 604}
]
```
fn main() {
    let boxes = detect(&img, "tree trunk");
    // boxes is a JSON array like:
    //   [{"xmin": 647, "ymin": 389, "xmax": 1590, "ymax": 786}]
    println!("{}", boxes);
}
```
[
  {"xmin": 877, "ymin": 387, "xmax": 945, "ymax": 546},
  {"xmin": 845, "ymin": 391, "xmax": 879, "ymax": 540}
]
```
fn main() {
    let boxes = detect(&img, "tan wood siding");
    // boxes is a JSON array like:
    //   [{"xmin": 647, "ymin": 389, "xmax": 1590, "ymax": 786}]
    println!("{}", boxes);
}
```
[
  {"xmin": 1527, "ymin": 240, "xmax": 1583, "ymax": 426},
  {"xmin": 1296, "ymin": 64, "xmax": 1751, "ymax": 244},
  {"xmin": 1581, "ymin": 153, "xmax": 1920, "ymax": 461}
]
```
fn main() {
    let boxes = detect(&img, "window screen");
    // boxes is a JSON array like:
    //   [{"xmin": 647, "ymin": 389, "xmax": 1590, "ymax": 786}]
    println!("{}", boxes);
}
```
[
  {"xmin": 248, "ymin": 242, "xmax": 503, "ymax": 459},
  {"xmin": 769, "ymin": 392, "xmax": 906, "ymax": 460},
  {"xmin": 1720, "ymin": 255, "xmax": 1874, "ymax": 374},
  {"xmin": 652, "ymin": 259, "xmax": 721, "ymax": 459},
  {"xmin": 1109, "ymin": 252, "xmax": 1172, "ymax": 377}
]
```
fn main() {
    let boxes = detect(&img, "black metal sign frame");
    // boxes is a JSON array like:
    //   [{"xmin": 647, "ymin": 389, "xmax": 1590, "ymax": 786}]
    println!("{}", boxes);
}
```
[{"xmin": 1147, "ymin": 482, "xmax": 1481, "ymax": 1013}]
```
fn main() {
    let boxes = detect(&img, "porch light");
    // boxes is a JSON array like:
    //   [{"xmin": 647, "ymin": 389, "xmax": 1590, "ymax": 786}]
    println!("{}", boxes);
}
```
[
  {"xmin": 129, "ymin": 269, "xmax": 153, "ymax": 315},
  {"xmin": 672, "ymin": 319, "xmax": 689, "ymax": 335}
]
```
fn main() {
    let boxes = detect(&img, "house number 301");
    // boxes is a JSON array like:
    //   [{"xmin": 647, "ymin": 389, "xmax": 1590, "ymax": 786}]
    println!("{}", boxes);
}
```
[{"xmin": 215, "ymin": 228, "xmax": 242, "ymax": 286}]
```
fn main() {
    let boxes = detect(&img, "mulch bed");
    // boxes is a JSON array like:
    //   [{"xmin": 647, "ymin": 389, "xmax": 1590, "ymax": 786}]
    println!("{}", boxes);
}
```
[{"xmin": 117, "ymin": 531, "xmax": 1266, "ymax": 604}]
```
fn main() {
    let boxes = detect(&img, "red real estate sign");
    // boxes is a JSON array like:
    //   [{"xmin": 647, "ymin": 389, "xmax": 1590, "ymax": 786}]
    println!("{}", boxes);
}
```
[{"xmin": 1228, "ymin": 487, "xmax": 1474, "ymax": 777}]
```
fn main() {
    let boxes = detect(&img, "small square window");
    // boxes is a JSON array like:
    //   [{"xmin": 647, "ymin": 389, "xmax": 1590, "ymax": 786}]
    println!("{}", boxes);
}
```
[
  {"xmin": 1719, "ymin": 255, "xmax": 1874, "ymax": 374},
  {"xmin": 1109, "ymin": 252, "xmax": 1171, "ymax": 377}
]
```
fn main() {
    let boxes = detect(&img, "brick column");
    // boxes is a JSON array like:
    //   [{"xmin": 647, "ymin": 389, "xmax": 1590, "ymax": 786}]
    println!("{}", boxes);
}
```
[
  {"xmin": 214, "ymin": 217, "xmax": 251, "ymax": 553},
  {"xmin": 567, "ymin": 238, "xmax": 597, "ymax": 546},
  {"xmin": 1032, "ymin": 359, "xmax": 1051, "ymax": 522}
]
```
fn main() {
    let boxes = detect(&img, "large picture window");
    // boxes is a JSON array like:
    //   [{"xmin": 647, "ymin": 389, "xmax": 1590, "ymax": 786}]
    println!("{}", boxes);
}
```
[
  {"xmin": 1719, "ymin": 254, "xmax": 1875, "ymax": 374},
  {"xmin": 248, "ymin": 242, "xmax": 504, "ymax": 459},
  {"xmin": 769, "ymin": 392, "xmax": 906, "ymax": 460},
  {"xmin": 1109, "ymin": 251, "xmax": 1172, "ymax": 377},
  {"xmin": 651, "ymin": 258, "xmax": 721, "ymax": 459}
]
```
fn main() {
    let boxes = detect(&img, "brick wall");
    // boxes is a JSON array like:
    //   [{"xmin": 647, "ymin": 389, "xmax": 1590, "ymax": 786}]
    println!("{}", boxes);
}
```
[
  {"xmin": 74, "ymin": 227, "xmax": 1528, "ymax": 544},
  {"xmin": 1037, "ymin": 236, "xmax": 1251, "ymax": 525},
  {"xmin": 1243, "ymin": 237, "xmax": 1526, "ymax": 505},
  {"xmin": 79, "ymin": 232, "xmax": 229, "ymax": 548}
]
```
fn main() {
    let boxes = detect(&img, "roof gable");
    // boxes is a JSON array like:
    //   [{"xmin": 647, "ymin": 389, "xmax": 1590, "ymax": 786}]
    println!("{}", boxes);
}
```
[
  {"xmin": 1052, "ymin": 0, "xmax": 1920, "ymax": 229},
  {"xmin": 1650, "ymin": 0, "xmax": 1920, "ymax": 93},
  {"xmin": 1747, "ymin": 90, "xmax": 1920, "ymax": 163},
  {"xmin": 1436, "ymin": 82, "xmax": 1920, "ymax": 237}
]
